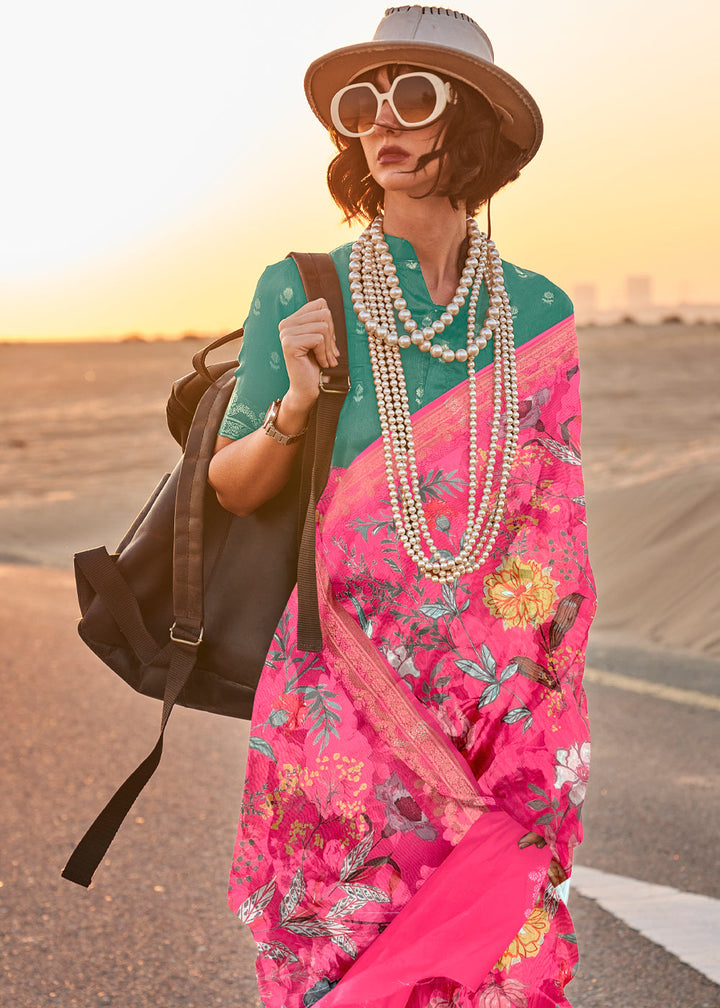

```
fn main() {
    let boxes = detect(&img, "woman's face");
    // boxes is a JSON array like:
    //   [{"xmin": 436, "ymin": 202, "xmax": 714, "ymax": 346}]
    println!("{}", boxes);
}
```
[{"xmin": 357, "ymin": 66, "xmax": 449, "ymax": 198}]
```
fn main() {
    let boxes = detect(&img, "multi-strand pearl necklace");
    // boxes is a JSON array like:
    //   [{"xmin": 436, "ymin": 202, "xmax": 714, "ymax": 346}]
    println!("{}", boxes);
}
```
[{"xmin": 349, "ymin": 216, "xmax": 520, "ymax": 584}]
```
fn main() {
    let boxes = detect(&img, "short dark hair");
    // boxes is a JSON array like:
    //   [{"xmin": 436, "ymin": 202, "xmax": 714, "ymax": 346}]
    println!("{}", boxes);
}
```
[{"xmin": 326, "ymin": 65, "xmax": 526, "ymax": 224}]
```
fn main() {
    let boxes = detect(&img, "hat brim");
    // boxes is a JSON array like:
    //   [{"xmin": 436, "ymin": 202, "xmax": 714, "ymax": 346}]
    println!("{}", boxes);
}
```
[{"xmin": 304, "ymin": 41, "xmax": 543, "ymax": 166}]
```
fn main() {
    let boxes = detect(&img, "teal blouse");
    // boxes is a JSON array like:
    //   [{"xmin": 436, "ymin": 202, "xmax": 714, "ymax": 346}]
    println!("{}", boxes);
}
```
[{"xmin": 218, "ymin": 236, "xmax": 573, "ymax": 469}]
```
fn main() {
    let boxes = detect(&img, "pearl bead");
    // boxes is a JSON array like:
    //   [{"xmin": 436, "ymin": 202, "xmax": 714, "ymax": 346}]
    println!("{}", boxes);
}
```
[
  {"xmin": 441, "ymin": 348, "xmax": 455, "ymax": 363},
  {"xmin": 419, "ymin": 341, "xmax": 432, "ymax": 352},
  {"xmin": 422, "ymin": 327, "xmax": 435, "ymax": 341},
  {"xmin": 432, "ymin": 319, "xmax": 445, "ymax": 334},
  {"xmin": 411, "ymin": 330, "xmax": 425, "ymax": 345},
  {"xmin": 430, "ymin": 345, "xmax": 443, "ymax": 358},
  {"xmin": 398, "ymin": 334, "xmax": 412, "ymax": 349},
  {"xmin": 398, "ymin": 308, "xmax": 412, "ymax": 322}
]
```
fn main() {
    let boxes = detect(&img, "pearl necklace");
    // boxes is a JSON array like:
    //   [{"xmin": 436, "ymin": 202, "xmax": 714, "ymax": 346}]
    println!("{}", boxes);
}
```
[{"xmin": 349, "ymin": 217, "xmax": 520, "ymax": 584}]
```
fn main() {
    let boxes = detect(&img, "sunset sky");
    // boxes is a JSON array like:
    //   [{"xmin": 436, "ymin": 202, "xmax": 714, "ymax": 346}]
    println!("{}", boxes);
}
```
[{"xmin": 2, "ymin": 0, "xmax": 718, "ymax": 339}]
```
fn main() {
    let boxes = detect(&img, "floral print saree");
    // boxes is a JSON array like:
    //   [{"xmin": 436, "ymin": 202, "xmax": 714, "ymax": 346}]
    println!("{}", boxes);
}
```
[{"xmin": 228, "ymin": 309, "xmax": 595, "ymax": 1008}]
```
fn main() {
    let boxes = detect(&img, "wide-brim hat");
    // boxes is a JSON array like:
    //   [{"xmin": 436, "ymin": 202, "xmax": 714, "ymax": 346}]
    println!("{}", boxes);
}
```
[{"xmin": 305, "ymin": 5, "xmax": 543, "ymax": 166}]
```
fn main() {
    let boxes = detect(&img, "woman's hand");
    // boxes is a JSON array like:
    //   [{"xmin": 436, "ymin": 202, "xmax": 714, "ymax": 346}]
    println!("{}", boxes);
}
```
[
  {"xmin": 208, "ymin": 298, "xmax": 339, "ymax": 518},
  {"xmin": 518, "ymin": 831, "xmax": 568, "ymax": 888},
  {"xmin": 279, "ymin": 298, "xmax": 339, "ymax": 413}
]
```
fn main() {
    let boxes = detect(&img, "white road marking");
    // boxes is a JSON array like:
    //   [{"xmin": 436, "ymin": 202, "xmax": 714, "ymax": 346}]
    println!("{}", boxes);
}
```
[
  {"xmin": 572, "ymin": 865, "xmax": 720, "ymax": 985},
  {"xmin": 584, "ymin": 666, "xmax": 720, "ymax": 713}
]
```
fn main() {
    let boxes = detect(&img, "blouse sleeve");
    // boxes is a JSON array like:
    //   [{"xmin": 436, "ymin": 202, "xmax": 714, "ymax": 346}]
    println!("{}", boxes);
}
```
[{"xmin": 218, "ymin": 257, "xmax": 307, "ymax": 440}]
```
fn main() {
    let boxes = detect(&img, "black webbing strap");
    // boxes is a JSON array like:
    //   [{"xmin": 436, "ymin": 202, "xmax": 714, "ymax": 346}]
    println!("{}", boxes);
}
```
[
  {"xmin": 289, "ymin": 252, "xmax": 350, "ymax": 651},
  {"xmin": 74, "ymin": 547, "xmax": 160, "ymax": 666},
  {"xmin": 61, "ymin": 640, "xmax": 199, "ymax": 887}
]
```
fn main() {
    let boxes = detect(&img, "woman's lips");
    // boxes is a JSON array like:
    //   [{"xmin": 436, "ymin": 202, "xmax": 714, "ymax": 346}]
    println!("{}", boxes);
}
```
[{"xmin": 378, "ymin": 145, "xmax": 410, "ymax": 164}]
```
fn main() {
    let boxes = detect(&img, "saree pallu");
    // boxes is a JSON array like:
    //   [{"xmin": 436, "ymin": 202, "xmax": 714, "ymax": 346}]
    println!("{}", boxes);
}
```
[{"xmin": 229, "ymin": 315, "xmax": 595, "ymax": 1008}]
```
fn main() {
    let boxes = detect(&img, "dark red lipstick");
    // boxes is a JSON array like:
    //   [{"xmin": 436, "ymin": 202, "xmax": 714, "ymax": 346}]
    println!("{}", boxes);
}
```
[{"xmin": 378, "ymin": 145, "xmax": 410, "ymax": 164}]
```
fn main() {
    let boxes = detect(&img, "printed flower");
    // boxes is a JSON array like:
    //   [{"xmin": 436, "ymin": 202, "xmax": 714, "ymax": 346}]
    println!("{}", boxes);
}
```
[
  {"xmin": 384, "ymin": 643, "xmax": 420, "ymax": 679},
  {"xmin": 518, "ymin": 387, "xmax": 550, "ymax": 429},
  {"xmin": 270, "ymin": 692, "xmax": 307, "ymax": 731},
  {"xmin": 495, "ymin": 907, "xmax": 551, "ymax": 969},
  {"xmin": 483, "ymin": 556, "xmax": 557, "ymax": 629},
  {"xmin": 374, "ymin": 773, "xmax": 437, "ymax": 841},
  {"xmin": 553, "ymin": 741, "xmax": 591, "ymax": 806},
  {"xmin": 477, "ymin": 977, "xmax": 529, "ymax": 1008},
  {"xmin": 500, "ymin": 387, "xmax": 550, "ymax": 437}
]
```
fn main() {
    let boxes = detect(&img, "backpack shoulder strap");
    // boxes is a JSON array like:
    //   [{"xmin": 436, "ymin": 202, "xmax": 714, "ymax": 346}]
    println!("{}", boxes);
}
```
[{"xmin": 288, "ymin": 252, "xmax": 350, "ymax": 651}]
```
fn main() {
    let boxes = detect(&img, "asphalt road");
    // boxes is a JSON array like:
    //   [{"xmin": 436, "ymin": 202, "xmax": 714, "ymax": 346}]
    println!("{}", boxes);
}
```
[{"xmin": 2, "ymin": 566, "xmax": 718, "ymax": 1007}]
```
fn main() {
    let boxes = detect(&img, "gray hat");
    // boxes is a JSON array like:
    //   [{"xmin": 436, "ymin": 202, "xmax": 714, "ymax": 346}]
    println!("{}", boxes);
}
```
[{"xmin": 304, "ymin": 5, "xmax": 543, "ymax": 165}]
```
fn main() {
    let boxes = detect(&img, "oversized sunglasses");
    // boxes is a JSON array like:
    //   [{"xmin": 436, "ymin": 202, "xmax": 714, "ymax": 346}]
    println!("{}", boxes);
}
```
[{"xmin": 330, "ymin": 71, "xmax": 455, "ymax": 138}]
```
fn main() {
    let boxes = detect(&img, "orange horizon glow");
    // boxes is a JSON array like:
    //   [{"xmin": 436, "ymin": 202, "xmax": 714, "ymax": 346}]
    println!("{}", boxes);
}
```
[{"xmin": 3, "ymin": 1, "xmax": 719, "ymax": 341}]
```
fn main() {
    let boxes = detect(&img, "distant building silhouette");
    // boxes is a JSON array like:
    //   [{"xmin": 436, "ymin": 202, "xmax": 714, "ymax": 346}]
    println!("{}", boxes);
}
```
[{"xmin": 626, "ymin": 275, "xmax": 653, "ymax": 313}]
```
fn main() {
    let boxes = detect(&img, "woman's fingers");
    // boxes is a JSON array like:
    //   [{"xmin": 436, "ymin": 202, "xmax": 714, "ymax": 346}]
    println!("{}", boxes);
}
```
[
  {"xmin": 517, "ymin": 832, "xmax": 568, "ymax": 888},
  {"xmin": 279, "ymin": 299, "xmax": 338, "ymax": 368}
]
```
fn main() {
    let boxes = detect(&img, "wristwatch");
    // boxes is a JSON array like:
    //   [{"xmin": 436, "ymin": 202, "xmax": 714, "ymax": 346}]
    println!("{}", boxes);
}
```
[{"xmin": 262, "ymin": 399, "xmax": 307, "ymax": 445}]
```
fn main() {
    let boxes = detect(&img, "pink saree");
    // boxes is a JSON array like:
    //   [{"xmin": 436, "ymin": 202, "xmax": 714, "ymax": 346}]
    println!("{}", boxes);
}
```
[{"xmin": 229, "ymin": 315, "xmax": 595, "ymax": 1008}]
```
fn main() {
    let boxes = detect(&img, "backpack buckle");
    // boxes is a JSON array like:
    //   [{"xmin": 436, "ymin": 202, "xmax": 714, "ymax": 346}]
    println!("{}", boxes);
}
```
[{"xmin": 170, "ymin": 623, "xmax": 204, "ymax": 646}]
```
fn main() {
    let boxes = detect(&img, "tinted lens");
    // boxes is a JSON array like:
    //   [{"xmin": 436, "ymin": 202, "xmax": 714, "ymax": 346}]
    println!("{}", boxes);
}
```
[
  {"xmin": 393, "ymin": 75, "xmax": 438, "ymax": 124},
  {"xmin": 337, "ymin": 85, "xmax": 378, "ymax": 134}
]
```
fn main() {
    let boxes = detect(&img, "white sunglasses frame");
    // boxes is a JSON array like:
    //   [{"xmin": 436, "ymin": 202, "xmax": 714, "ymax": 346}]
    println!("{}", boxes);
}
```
[{"xmin": 329, "ymin": 71, "xmax": 455, "ymax": 138}]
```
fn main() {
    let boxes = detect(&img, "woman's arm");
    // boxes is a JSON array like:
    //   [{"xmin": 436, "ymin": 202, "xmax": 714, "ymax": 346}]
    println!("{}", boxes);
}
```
[{"xmin": 208, "ymin": 298, "xmax": 338, "ymax": 516}]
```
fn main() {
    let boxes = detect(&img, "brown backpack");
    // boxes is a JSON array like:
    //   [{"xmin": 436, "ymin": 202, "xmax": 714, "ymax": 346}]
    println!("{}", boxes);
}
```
[{"xmin": 62, "ymin": 252, "xmax": 349, "ymax": 887}]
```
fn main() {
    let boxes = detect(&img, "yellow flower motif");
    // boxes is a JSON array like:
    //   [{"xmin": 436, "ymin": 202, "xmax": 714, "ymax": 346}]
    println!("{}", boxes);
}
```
[
  {"xmin": 483, "ymin": 556, "xmax": 557, "ymax": 629},
  {"xmin": 495, "ymin": 907, "xmax": 551, "ymax": 970}
]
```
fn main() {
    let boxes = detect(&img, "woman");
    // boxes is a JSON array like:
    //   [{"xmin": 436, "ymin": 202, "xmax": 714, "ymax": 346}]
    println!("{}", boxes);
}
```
[{"xmin": 209, "ymin": 7, "xmax": 594, "ymax": 1008}]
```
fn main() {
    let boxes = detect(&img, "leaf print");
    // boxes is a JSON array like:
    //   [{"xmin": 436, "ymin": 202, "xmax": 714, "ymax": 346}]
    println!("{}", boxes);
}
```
[
  {"xmin": 256, "ymin": 940, "xmax": 299, "ymax": 964},
  {"xmin": 536, "ymin": 436, "xmax": 581, "ymax": 466},
  {"xmin": 296, "ymin": 684, "xmax": 342, "ymax": 750},
  {"xmin": 270, "ymin": 350, "xmax": 281, "ymax": 371},
  {"xmin": 279, "ymin": 286, "xmax": 294, "ymax": 305},
  {"xmin": 236, "ymin": 877, "xmax": 276, "ymax": 924},
  {"xmin": 332, "ymin": 932, "xmax": 358, "ymax": 958},
  {"xmin": 441, "ymin": 582, "xmax": 459, "ymax": 614},
  {"xmin": 503, "ymin": 706, "xmax": 533, "ymax": 729},
  {"xmin": 342, "ymin": 882, "xmax": 391, "ymax": 903},
  {"xmin": 435, "ymin": 513, "xmax": 451, "ymax": 533},
  {"xmin": 284, "ymin": 918, "xmax": 353, "ymax": 939},
  {"xmin": 548, "ymin": 593, "xmax": 585, "ymax": 652},
  {"xmin": 279, "ymin": 867, "xmax": 306, "ymax": 924},
  {"xmin": 327, "ymin": 894, "xmax": 367, "ymax": 918},
  {"xmin": 477, "ymin": 683, "xmax": 501, "ymax": 708},
  {"xmin": 514, "ymin": 655, "xmax": 561, "ymax": 692},
  {"xmin": 346, "ymin": 593, "xmax": 371, "ymax": 633},
  {"xmin": 353, "ymin": 383, "xmax": 364, "ymax": 404},
  {"xmin": 455, "ymin": 658, "xmax": 496, "ymax": 684},
  {"xmin": 480, "ymin": 643, "xmax": 497, "ymax": 676},
  {"xmin": 340, "ymin": 830, "xmax": 375, "ymax": 881},
  {"xmin": 499, "ymin": 661, "xmax": 518, "ymax": 683},
  {"xmin": 542, "ymin": 290, "xmax": 555, "ymax": 304},
  {"xmin": 417, "ymin": 468, "xmax": 464, "ymax": 502},
  {"xmin": 419, "ymin": 601, "xmax": 455, "ymax": 620},
  {"xmin": 248, "ymin": 736, "xmax": 277, "ymax": 762}
]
